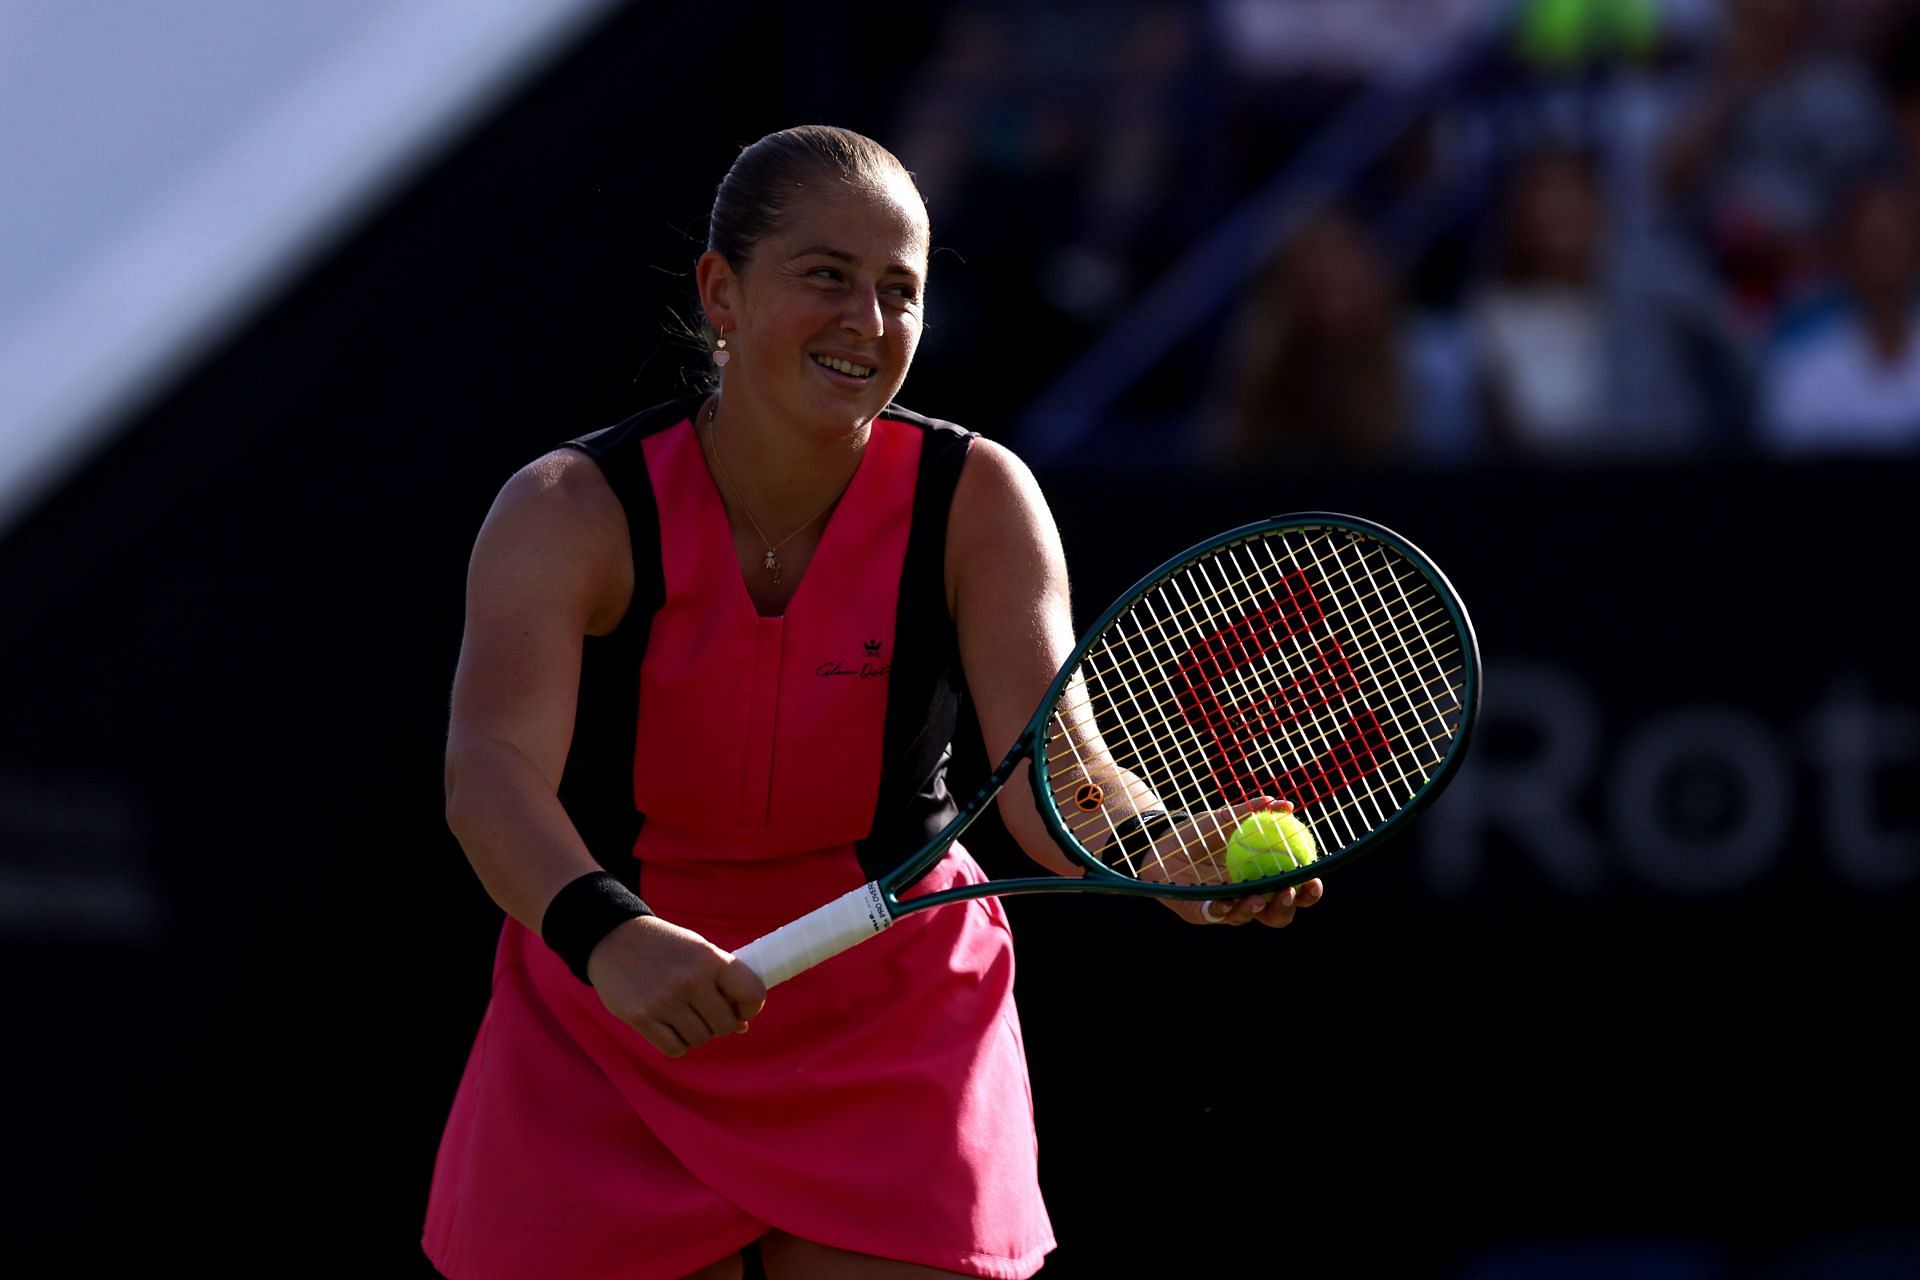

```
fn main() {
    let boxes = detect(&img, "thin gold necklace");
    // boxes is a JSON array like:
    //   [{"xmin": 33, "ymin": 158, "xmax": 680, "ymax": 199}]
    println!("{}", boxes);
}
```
[{"xmin": 703, "ymin": 399, "xmax": 841, "ymax": 586}]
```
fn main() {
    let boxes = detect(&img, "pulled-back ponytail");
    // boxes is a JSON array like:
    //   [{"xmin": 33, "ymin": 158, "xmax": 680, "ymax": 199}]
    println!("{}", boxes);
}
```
[{"xmin": 707, "ymin": 125, "xmax": 921, "ymax": 273}]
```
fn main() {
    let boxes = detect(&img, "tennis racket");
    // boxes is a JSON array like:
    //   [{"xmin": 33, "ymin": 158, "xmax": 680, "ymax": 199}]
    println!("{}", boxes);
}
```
[{"xmin": 736, "ymin": 512, "xmax": 1479, "ymax": 987}]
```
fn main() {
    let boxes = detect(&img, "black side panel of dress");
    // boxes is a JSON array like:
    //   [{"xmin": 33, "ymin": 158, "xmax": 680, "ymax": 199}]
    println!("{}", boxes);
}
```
[
  {"xmin": 856, "ymin": 406, "xmax": 976, "ymax": 884},
  {"xmin": 556, "ymin": 395, "xmax": 697, "ymax": 887}
]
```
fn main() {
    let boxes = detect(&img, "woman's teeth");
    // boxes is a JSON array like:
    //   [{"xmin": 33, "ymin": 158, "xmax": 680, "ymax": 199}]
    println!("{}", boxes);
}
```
[{"xmin": 812, "ymin": 354, "xmax": 873, "ymax": 378}]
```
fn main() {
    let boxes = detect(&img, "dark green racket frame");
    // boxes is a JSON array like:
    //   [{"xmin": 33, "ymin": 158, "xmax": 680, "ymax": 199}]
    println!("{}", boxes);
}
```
[{"xmin": 874, "ymin": 512, "xmax": 1481, "ymax": 917}]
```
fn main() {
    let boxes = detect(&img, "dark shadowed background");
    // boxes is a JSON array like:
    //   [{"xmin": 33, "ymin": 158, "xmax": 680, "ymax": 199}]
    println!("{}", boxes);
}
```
[{"xmin": 4, "ymin": 2, "xmax": 1916, "ymax": 1276}]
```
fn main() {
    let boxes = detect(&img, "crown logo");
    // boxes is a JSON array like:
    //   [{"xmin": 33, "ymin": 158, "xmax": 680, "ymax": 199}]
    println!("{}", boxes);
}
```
[{"xmin": 863, "ymin": 638, "xmax": 882, "ymax": 656}]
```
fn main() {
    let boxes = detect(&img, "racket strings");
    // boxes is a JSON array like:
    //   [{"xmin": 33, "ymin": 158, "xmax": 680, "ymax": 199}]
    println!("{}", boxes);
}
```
[
  {"xmin": 1048, "ymin": 546, "xmax": 1324, "ymax": 879},
  {"xmin": 1072, "ymin": 534, "xmax": 1412, "ymax": 671},
  {"xmin": 1045, "ymin": 605, "xmax": 1459, "ymax": 762},
  {"xmin": 1257, "ymin": 534, "xmax": 1436, "ymax": 838},
  {"xmin": 1043, "ymin": 566, "xmax": 1460, "ymax": 819},
  {"xmin": 1050, "ymin": 542, "xmax": 1455, "ymax": 730},
  {"xmin": 1043, "ymin": 528, "xmax": 1468, "ymax": 884},
  {"xmin": 1252, "ymin": 531, "xmax": 1463, "ymax": 827},
  {"xmin": 1054, "ymin": 683, "xmax": 1465, "ymax": 855},
  {"xmin": 1052, "ymin": 541, "xmax": 1455, "ymax": 785},
  {"xmin": 1203, "ymin": 532, "xmax": 1463, "ymax": 837},
  {"xmin": 1044, "ymin": 644, "xmax": 1459, "ymax": 875}
]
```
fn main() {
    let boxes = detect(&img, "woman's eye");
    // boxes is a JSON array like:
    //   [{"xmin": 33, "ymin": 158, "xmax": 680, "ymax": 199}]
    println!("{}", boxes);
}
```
[{"xmin": 809, "ymin": 266, "xmax": 842, "ymax": 282}]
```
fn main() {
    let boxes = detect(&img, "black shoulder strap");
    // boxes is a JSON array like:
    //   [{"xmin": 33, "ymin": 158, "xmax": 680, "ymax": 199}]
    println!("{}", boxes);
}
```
[
  {"xmin": 856, "ymin": 408, "xmax": 976, "ymax": 882},
  {"xmin": 553, "ymin": 396, "xmax": 692, "ymax": 882}
]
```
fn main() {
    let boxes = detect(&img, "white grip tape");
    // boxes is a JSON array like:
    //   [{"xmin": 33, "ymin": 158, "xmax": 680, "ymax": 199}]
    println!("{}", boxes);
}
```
[{"xmin": 734, "ymin": 881, "xmax": 893, "ymax": 988}]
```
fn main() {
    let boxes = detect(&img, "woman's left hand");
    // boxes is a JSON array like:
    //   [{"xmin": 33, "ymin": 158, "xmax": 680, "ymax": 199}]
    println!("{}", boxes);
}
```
[
  {"xmin": 1175, "ymin": 876, "xmax": 1324, "ymax": 927},
  {"xmin": 1133, "ymin": 797, "xmax": 1327, "ymax": 928}
]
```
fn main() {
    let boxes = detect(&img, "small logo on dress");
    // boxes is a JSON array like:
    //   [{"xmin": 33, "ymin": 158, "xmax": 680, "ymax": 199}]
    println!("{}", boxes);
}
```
[{"xmin": 818, "ymin": 636, "xmax": 891, "ymax": 681}]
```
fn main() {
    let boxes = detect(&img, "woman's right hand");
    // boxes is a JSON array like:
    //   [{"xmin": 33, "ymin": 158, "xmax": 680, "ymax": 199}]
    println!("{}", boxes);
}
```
[{"xmin": 585, "ymin": 916, "xmax": 769, "ymax": 1057}]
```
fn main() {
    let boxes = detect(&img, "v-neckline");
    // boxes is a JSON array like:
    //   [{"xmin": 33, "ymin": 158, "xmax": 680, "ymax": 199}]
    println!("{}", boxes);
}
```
[{"xmin": 693, "ymin": 412, "xmax": 875, "ymax": 620}]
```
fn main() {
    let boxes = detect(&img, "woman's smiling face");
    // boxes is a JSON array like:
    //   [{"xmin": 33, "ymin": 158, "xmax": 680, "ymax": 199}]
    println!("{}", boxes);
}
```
[{"xmin": 704, "ymin": 173, "xmax": 929, "ymax": 436}]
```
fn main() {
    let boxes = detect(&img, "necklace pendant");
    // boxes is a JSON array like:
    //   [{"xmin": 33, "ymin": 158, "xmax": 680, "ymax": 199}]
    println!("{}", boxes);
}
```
[{"xmin": 765, "ymin": 549, "xmax": 781, "ymax": 584}]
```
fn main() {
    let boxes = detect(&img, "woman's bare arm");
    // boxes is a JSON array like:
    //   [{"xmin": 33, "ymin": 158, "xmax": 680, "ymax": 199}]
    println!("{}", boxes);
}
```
[
  {"xmin": 945, "ymin": 440, "xmax": 1321, "ymax": 927},
  {"xmin": 444, "ymin": 448, "xmax": 763, "ymax": 1053},
  {"xmin": 443, "ymin": 449, "xmax": 632, "ymax": 927},
  {"xmin": 945, "ymin": 438, "xmax": 1080, "ymax": 877}
]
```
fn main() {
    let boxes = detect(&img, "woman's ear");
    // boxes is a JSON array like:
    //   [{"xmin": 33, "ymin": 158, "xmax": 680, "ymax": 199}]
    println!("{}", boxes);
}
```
[{"xmin": 695, "ymin": 249, "xmax": 738, "ymax": 334}]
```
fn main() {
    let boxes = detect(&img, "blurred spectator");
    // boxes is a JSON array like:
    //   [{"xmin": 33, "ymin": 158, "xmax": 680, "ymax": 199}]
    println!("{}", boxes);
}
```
[
  {"xmin": 894, "ymin": 2, "xmax": 1217, "ymax": 425},
  {"xmin": 1210, "ymin": 211, "xmax": 1478, "ymax": 465},
  {"xmin": 890, "ymin": 7, "xmax": 1018, "ymax": 221},
  {"xmin": 1511, "ymin": 0, "xmax": 1661, "ymax": 73},
  {"xmin": 1466, "ymin": 146, "xmax": 1758, "ymax": 458},
  {"xmin": 890, "ymin": 4, "xmax": 1085, "ymax": 418},
  {"xmin": 1656, "ymin": 0, "xmax": 1894, "ymax": 326},
  {"xmin": 1047, "ymin": 4, "xmax": 1215, "ymax": 321},
  {"xmin": 1761, "ymin": 177, "xmax": 1920, "ymax": 455},
  {"xmin": 1467, "ymin": 148, "xmax": 1748, "ymax": 460},
  {"xmin": 1206, "ymin": 0, "xmax": 1494, "ymax": 212},
  {"xmin": 1468, "ymin": 152, "xmax": 1611, "ymax": 451},
  {"xmin": 1212, "ymin": 0, "xmax": 1492, "ymax": 81},
  {"xmin": 1884, "ymin": 14, "xmax": 1920, "ymax": 180},
  {"xmin": 1830, "ymin": 0, "xmax": 1917, "ymax": 60}
]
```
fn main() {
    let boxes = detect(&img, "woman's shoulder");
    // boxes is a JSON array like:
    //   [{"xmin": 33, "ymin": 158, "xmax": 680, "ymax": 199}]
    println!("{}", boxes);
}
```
[
  {"xmin": 869, "ymin": 404, "xmax": 1033, "ymax": 513},
  {"xmin": 485, "ymin": 447, "xmax": 627, "ymax": 557},
  {"xmin": 946, "ymin": 433, "xmax": 1052, "ymax": 557},
  {"xmin": 476, "ymin": 447, "xmax": 637, "ymax": 634},
  {"xmin": 509, "ymin": 393, "xmax": 707, "ymax": 535},
  {"xmin": 489, "ymin": 396, "xmax": 705, "ymax": 549},
  {"xmin": 566, "ymin": 393, "xmax": 705, "ymax": 466},
  {"xmin": 876, "ymin": 402, "xmax": 980, "ymax": 457}
]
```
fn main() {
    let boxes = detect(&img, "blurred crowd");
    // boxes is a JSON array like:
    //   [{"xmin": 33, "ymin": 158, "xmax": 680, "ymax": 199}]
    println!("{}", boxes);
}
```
[{"xmin": 887, "ymin": 0, "xmax": 1920, "ymax": 466}]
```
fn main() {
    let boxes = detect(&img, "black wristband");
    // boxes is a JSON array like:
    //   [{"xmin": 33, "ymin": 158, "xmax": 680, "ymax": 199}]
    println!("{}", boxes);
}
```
[
  {"xmin": 1101, "ymin": 809, "xmax": 1187, "ymax": 866},
  {"xmin": 540, "ymin": 871, "xmax": 654, "ymax": 986}
]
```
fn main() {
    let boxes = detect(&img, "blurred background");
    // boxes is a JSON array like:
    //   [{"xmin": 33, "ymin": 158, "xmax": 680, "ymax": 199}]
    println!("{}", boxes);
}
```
[{"xmin": 4, "ymin": 0, "xmax": 1917, "ymax": 1275}]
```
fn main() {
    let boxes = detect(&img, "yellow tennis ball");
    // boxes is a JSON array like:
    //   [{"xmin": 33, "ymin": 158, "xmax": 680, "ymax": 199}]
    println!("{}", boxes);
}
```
[{"xmin": 1223, "ymin": 811, "xmax": 1318, "ymax": 883}]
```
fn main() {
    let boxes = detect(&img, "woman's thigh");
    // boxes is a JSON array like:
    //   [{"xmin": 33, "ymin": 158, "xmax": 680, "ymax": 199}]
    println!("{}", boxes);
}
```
[{"xmin": 682, "ymin": 1252, "xmax": 744, "ymax": 1280}]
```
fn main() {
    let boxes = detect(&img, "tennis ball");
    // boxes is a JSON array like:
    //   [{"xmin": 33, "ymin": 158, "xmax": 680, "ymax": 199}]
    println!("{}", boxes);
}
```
[{"xmin": 1223, "ymin": 811, "xmax": 1318, "ymax": 883}]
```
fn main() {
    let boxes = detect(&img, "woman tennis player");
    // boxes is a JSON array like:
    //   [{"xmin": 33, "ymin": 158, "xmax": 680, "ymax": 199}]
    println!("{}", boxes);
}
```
[{"xmin": 423, "ymin": 125, "xmax": 1323, "ymax": 1280}]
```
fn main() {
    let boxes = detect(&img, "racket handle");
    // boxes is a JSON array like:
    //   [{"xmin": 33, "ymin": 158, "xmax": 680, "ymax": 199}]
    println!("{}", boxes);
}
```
[{"xmin": 734, "ymin": 881, "xmax": 894, "ymax": 988}]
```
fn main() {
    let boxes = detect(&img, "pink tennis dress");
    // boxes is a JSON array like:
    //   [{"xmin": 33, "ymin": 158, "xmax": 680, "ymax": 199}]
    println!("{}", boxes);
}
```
[{"xmin": 423, "ymin": 398, "xmax": 1056, "ymax": 1280}]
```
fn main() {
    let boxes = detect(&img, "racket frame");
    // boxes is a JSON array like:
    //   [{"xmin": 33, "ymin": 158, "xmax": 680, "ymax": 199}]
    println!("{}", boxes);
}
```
[{"xmin": 872, "ymin": 511, "xmax": 1481, "ymax": 919}]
